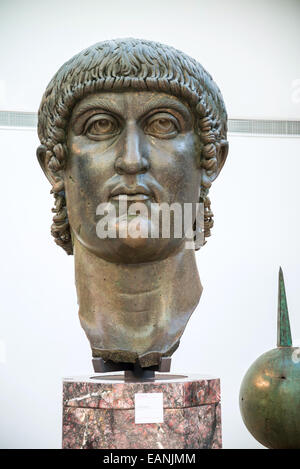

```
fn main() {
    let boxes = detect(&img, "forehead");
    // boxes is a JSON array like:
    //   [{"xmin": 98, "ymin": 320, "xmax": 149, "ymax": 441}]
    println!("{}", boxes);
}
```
[{"xmin": 71, "ymin": 90, "xmax": 193, "ymax": 122}]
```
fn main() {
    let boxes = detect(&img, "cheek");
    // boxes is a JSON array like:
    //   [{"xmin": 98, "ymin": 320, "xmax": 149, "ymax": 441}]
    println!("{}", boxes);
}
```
[
  {"xmin": 150, "ymin": 136, "xmax": 201, "ymax": 201},
  {"xmin": 64, "ymin": 144, "xmax": 117, "ymax": 233},
  {"xmin": 66, "ymin": 140, "xmax": 115, "ymax": 196}
]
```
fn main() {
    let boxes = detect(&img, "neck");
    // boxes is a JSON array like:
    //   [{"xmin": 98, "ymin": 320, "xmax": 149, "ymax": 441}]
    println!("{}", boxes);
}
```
[{"xmin": 74, "ymin": 238, "xmax": 202, "ymax": 367}]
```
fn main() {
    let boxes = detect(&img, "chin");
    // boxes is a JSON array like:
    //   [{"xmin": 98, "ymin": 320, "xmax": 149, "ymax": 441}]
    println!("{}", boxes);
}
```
[
  {"xmin": 74, "ymin": 215, "xmax": 186, "ymax": 263},
  {"xmin": 78, "ymin": 236, "xmax": 184, "ymax": 264},
  {"xmin": 113, "ymin": 239, "xmax": 184, "ymax": 264}
]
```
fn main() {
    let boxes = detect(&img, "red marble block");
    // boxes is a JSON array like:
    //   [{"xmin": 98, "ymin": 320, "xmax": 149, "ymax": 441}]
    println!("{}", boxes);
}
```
[{"xmin": 62, "ymin": 374, "xmax": 221, "ymax": 449}]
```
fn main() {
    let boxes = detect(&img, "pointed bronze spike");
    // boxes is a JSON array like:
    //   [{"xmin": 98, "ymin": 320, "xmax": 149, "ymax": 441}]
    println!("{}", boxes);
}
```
[{"xmin": 277, "ymin": 267, "xmax": 292, "ymax": 347}]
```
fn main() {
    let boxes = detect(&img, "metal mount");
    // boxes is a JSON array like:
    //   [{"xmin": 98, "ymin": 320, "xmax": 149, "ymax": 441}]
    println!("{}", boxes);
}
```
[{"xmin": 92, "ymin": 357, "xmax": 171, "ymax": 381}]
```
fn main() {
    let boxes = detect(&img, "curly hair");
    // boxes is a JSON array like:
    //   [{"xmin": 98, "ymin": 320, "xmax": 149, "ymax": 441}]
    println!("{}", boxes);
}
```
[{"xmin": 37, "ymin": 38, "xmax": 228, "ymax": 255}]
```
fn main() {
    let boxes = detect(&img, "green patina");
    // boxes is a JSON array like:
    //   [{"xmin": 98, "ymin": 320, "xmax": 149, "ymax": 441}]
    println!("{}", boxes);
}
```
[
  {"xmin": 277, "ymin": 267, "xmax": 292, "ymax": 347},
  {"xmin": 240, "ymin": 267, "xmax": 300, "ymax": 449}
]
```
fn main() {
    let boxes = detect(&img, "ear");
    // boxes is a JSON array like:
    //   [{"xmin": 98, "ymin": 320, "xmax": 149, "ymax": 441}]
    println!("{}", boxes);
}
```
[
  {"xmin": 215, "ymin": 139, "xmax": 229, "ymax": 179},
  {"xmin": 37, "ymin": 144, "xmax": 55, "ymax": 184},
  {"xmin": 37, "ymin": 144, "xmax": 65, "ymax": 191},
  {"xmin": 201, "ymin": 139, "xmax": 228, "ymax": 189}
]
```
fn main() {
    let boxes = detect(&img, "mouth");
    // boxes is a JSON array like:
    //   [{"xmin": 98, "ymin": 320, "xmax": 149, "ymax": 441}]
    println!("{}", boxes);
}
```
[
  {"xmin": 111, "ymin": 193, "xmax": 151, "ymax": 201},
  {"xmin": 110, "ymin": 185, "xmax": 153, "ymax": 202}
]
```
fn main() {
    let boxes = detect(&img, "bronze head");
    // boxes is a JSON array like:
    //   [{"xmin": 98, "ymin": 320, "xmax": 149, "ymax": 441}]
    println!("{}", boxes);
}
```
[{"xmin": 37, "ymin": 39, "xmax": 228, "ymax": 367}]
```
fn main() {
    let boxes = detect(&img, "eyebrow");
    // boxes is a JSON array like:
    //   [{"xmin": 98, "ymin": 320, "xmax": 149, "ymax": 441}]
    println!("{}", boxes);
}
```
[
  {"xmin": 71, "ymin": 98, "xmax": 123, "ymax": 124},
  {"xmin": 71, "ymin": 94, "xmax": 192, "ymax": 125},
  {"xmin": 138, "ymin": 96, "xmax": 192, "ymax": 119}
]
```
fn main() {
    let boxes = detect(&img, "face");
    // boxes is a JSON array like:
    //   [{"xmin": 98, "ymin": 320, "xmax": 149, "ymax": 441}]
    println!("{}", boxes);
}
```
[{"xmin": 64, "ymin": 91, "xmax": 202, "ymax": 263}]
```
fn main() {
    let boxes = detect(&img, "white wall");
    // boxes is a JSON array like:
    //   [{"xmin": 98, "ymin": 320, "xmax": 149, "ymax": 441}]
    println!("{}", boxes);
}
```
[{"xmin": 0, "ymin": 0, "xmax": 300, "ymax": 449}]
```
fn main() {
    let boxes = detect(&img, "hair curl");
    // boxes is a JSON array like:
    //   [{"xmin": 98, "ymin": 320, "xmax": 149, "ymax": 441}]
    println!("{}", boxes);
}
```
[{"xmin": 37, "ymin": 38, "xmax": 228, "ymax": 254}]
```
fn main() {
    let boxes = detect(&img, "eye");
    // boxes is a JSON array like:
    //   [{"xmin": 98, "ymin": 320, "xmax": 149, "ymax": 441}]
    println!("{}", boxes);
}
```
[
  {"xmin": 84, "ymin": 114, "xmax": 120, "ymax": 140},
  {"xmin": 144, "ymin": 112, "xmax": 179, "ymax": 139}
]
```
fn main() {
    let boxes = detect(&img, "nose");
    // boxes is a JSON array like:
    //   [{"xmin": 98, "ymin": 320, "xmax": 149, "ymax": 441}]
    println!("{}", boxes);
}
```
[{"xmin": 115, "ymin": 123, "xmax": 149, "ymax": 175}]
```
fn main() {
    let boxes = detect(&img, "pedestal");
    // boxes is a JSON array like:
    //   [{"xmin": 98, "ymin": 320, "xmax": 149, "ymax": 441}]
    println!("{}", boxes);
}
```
[{"xmin": 62, "ymin": 373, "xmax": 221, "ymax": 449}]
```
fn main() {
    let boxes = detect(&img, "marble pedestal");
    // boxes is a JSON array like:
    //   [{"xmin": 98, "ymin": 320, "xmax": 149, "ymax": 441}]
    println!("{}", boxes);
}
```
[{"xmin": 62, "ymin": 373, "xmax": 221, "ymax": 449}]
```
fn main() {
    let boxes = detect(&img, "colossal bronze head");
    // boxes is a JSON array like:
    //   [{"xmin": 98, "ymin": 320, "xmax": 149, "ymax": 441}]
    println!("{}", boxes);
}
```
[{"xmin": 37, "ymin": 39, "xmax": 228, "ymax": 367}]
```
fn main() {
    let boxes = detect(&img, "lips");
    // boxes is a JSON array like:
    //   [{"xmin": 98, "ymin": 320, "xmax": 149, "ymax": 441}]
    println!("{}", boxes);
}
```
[
  {"xmin": 110, "ymin": 185, "xmax": 153, "ymax": 201},
  {"xmin": 111, "ymin": 194, "xmax": 150, "ymax": 201}
]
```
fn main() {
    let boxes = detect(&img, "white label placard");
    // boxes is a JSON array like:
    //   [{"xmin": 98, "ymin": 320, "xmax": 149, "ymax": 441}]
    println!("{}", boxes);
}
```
[{"xmin": 134, "ymin": 393, "xmax": 164, "ymax": 424}]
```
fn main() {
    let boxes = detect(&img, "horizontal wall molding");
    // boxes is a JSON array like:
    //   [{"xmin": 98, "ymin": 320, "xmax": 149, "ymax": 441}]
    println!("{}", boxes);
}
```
[
  {"xmin": 0, "ymin": 111, "xmax": 37, "ymax": 128},
  {"xmin": 0, "ymin": 111, "xmax": 300, "ymax": 136},
  {"xmin": 228, "ymin": 119, "xmax": 300, "ymax": 136}
]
